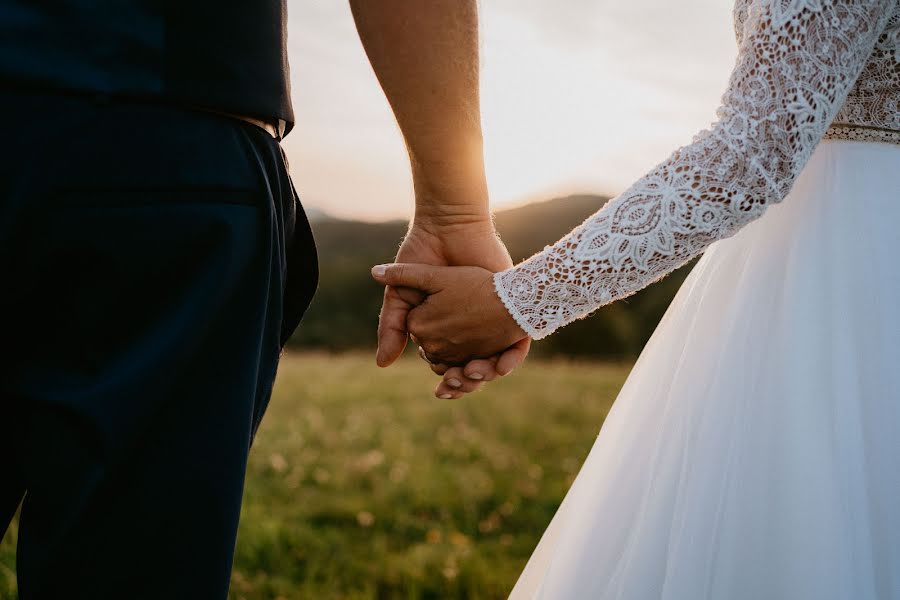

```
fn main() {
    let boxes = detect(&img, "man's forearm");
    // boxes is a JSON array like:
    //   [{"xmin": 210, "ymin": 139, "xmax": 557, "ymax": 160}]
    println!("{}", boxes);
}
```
[{"xmin": 350, "ymin": 0, "xmax": 489, "ymax": 225}]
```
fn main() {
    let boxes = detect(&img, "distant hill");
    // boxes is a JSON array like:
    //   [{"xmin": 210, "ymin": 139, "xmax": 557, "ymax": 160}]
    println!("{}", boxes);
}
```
[
  {"xmin": 291, "ymin": 194, "xmax": 697, "ymax": 358},
  {"xmin": 303, "ymin": 206, "xmax": 338, "ymax": 223},
  {"xmin": 495, "ymin": 194, "xmax": 611, "ymax": 261},
  {"xmin": 306, "ymin": 194, "xmax": 609, "ymax": 265}
]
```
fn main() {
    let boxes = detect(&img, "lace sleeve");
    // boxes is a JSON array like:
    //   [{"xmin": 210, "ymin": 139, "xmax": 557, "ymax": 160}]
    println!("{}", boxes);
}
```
[{"xmin": 494, "ymin": 0, "xmax": 894, "ymax": 340}]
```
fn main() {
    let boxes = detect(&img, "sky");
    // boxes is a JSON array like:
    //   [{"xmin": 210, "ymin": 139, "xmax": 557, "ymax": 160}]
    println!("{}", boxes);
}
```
[{"xmin": 282, "ymin": 0, "xmax": 738, "ymax": 222}]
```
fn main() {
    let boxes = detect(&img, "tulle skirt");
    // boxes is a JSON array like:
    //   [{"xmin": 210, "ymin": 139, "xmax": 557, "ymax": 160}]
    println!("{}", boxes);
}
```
[{"xmin": 510, "ymin": 140, "xmax": 900, "ymax": 599}]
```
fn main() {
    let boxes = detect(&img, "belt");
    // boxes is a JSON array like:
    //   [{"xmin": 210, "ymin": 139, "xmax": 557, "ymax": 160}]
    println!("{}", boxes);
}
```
[
  {"xmin": 823, "ymin": 123, "xmax": 900, "ymax": 145},
  {"xmin": 230, "ymin": 113, "xmax": 280, "ymax": 140},
  {"xmin": 195, "ymin": 106, "xmax": 281, "ymax": 140}
]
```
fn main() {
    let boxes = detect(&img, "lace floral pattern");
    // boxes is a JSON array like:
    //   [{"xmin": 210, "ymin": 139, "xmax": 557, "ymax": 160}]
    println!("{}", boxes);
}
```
[
  {"xmin": 495, "ymin": 0, "xmax": 899, "ymax": 340},
  {"xmin": 833, "ymin": 9, "xmax": 900, "ymax": 130}
]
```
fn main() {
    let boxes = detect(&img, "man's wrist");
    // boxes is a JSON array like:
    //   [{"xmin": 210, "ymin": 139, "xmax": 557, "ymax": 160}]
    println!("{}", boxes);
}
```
[
  {"xmin": 412, "ymin": 171, "xmax": 492, "ymax": 227},
  {"xmin": 412, "ymin": 180, "xmax": 491, "ymax": 232},
  {"xmin": 413, "ymin": 199, "xmax": 493, "ymax": 232},
  {"xmin": 409, "ymin": 135, "xmax": 490, "ymax": 222}
]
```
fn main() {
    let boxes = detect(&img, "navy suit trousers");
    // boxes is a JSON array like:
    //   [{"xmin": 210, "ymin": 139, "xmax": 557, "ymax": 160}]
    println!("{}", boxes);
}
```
[{"xmin": 0, "ymin": 92, "xmax": 317, "ymax": 599}]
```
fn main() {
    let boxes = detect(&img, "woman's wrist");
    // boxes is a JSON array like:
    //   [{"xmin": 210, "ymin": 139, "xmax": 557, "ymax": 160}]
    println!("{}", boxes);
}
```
[{"xmin": 492, "ymin": 269, "xmax": 541, "ymax": 340}]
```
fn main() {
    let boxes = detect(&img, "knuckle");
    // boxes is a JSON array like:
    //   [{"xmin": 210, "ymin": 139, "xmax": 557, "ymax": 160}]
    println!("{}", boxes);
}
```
[
  {"xmin": 460, "ymin": 380, "xmax": 481, "ymax": 393},
  {"xmin": 421, "ymin": 269, "xmax": 435, "ymax": 290},
  {"xmin": 446, "ymin": 334, "xmax": 466, "ymax": 348},
  {"xmin": 391, "ymin": 265, "xmax": 405, "ymax": 284},
  {"xmin": 407, "ymin": 312, "xmax": 426, "ymax": 334},
  {"xmin": 421, "ymin": 340, "xmax": 440, "ymax": 357}
]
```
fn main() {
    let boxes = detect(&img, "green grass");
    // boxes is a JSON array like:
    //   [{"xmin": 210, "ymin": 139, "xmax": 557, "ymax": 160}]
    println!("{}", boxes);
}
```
[{"xmin": 0, "ymin": 353, "xmax": 629, "ymax": 599}]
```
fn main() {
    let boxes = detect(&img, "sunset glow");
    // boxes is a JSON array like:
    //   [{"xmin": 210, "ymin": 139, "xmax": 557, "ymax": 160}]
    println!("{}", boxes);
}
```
[{"xmin": 284, "ymin": 0, "xmax": 737, "ymax": 221}]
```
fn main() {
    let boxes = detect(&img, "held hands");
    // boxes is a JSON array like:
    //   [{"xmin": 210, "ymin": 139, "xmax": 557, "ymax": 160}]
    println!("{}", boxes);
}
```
[
  {"xmin": 375, "ymin": 218, "xmax": 531, "ymax": 396},
  {"xmin": 353, "ymin": 0, "xmax": 527, "ymax": 397},
  {"xmin": 372, "ymin": 261, "xmax": 529, "ymax": 398}
]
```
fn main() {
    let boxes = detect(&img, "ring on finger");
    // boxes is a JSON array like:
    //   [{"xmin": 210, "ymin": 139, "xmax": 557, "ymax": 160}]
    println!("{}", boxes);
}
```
[{"xmin": 418, "ymin": 346, "xmax": 438, "ymax": 365}]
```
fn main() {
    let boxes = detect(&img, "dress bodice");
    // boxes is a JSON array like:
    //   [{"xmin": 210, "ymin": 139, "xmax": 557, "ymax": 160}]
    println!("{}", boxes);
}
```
[
  {"xmin": 495, "ymin": 0, "xmax": 900, "ymax": 340},
  {"xmin": 735, "ymin": 0, "xmax": 900, "ymax": 134}
]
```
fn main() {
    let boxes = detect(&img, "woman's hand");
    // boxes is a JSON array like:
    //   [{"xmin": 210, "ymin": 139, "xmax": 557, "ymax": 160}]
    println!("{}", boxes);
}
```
[{"xmin": 372, "ymin": 262, "xmax": 529, "ymax": 396}]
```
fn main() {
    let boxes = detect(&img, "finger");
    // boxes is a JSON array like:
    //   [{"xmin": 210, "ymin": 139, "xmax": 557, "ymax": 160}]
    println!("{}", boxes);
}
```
[
  {"xmin": 376, "ymin": 286, "xmax": 414, "ymax": 368},
  {"xmin": 434, "ymin": 375, "xmax": 480, "ymax": 399},
  {"xmin": 371, "ymin": 263, "xmax": 449, "ymax": 293},
  {"xmin": 435, "ymin": 388, "xmax": 464, "ymax": 400},
  {"xmin": 417, "ymin": 345, "xmax": 450, "ymax": 375},
  {"xmin": 429, "ymin": 362, "xmax": 450, "ymax": 376},
  {"xmin": 394, "ymin": 285, "xmax": 425, "ymax": 307},
  {"xmin": 462, "ymin": 357, "xmax": 501, "ymax": 383},
  {"xmin": 496, "ymin": 338, "xmax": 531, "ymax": 376},
  {"xmin": 416, "ymin": 345, "xmax": 444, "ymax": 367},
  {"xmin": 441, "ymin": 367, "xmax": 486, "ymax": 393},
  {"xmin": 411, "ymin": 335, "xmax": 443, "ymax": 375},
  {"xmin": 417, "ymin": 345, "xmax": 438, "ymax": 365}
]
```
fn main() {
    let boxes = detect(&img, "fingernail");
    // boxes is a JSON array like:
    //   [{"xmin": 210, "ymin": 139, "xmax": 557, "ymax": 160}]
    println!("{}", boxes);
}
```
[
  {"xmin": 447, "ymin": 378, "xmax": 462, "ymax": 388},
  {"xmin": 439, "ymin": 393, "xmax": 453, "ymax": 399},
  {"xmin": 371, "ymin": 265, "xmax": 387, "ymax": 278},
  {"xmin": 467, "ymin": 373, "xmax": 484, "ymax": 380}
]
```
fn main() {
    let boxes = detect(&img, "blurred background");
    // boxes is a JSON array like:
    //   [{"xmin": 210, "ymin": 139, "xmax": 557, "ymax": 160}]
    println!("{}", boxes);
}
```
[{"xmin": 0, "ymin": 1, "xmax": 739, "ymax": 598}]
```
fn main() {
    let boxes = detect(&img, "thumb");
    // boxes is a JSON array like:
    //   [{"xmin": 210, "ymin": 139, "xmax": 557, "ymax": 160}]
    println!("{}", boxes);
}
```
[
  {"xmin": 371, "ymin": 263, "xmax": 447, "ymax": 293},
  {"xmin": 496, "ymin": 337, "xmax": 531, "ymax": 376},
  {"xmin": 376, "ymin": 286, "xmax": 412, "ymax": 367}
]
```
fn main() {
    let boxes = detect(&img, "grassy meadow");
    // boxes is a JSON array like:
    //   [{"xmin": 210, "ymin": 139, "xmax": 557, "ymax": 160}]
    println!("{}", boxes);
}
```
[{"xmin": 0, "ymin": 352, "xmax": 630, "ymax": 599}]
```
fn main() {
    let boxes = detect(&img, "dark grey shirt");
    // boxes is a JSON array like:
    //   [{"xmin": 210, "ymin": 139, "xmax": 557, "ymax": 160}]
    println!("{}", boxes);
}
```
[{"xmin": 0, "ymin": 0, "xmax": 294, "ymax": 134}]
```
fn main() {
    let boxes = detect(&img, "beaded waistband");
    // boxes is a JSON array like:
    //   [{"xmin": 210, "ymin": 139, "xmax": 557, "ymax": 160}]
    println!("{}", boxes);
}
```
[{"xmin": 823, "ymin": 124, "xmax": 900, "ymax": 145}]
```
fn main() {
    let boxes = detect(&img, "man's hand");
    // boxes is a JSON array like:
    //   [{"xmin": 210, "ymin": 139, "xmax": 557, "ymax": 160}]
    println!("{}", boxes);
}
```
[
  {"xmin": 351, "ymin": 0, "xmax": 530, "ymax": 384},
  {"xmin": 377, "ymin": 218, "xmax": 531, "ymax": 383}
]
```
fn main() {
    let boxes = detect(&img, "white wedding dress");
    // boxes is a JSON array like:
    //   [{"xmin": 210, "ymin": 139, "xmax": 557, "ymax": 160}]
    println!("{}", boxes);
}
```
[{"xmin": 494, "ymin": 1, "xmax": 900, "ymax": 598}]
